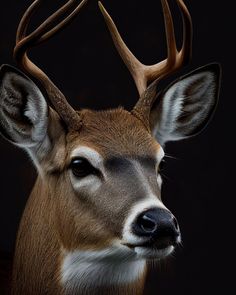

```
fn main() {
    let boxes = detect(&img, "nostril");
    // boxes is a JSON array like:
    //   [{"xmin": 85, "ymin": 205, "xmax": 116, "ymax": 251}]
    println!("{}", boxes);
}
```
[
  {"xmin": 132, "ymin": 208, "xmax": 180, "ymax": 241},
  {"xmin": 138, "ymin": 214, "xmax": 157, "ymax": 233}
]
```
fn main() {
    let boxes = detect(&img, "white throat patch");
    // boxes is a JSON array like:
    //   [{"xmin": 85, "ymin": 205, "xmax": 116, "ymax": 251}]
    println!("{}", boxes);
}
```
[{"xmin": 61, "ymin": 246, "xmax": 146, "ymax": 292}]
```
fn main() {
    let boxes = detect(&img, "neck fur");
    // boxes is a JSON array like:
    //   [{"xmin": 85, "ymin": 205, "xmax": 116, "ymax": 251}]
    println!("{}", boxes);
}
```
[{"xmin": 61, "ymin": 248, "xmax": 147, "ymax": 294}]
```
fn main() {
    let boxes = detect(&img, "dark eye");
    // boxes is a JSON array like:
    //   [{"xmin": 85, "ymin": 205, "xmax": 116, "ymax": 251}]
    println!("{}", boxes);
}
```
[
  {"xmin": 70, "ymin": 158, "xmax": 97, "ymax": 178},
  {"xmin": 158, "ymin": 158, "xmax": 166, "ymax": 174}
]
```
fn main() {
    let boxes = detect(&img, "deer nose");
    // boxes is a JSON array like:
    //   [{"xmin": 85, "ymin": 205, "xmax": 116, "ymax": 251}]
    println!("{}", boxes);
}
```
[{"xmin": 132, "ymin": 208, "xmax": 180, "ymax": 247}]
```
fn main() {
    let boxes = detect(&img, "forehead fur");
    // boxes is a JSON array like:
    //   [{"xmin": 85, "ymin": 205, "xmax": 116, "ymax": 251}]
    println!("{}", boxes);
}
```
[
  {"xmin": 67, "ymin": 108, "xmax": 160, "ymax": 158},
  {"xmin": 44, "ymin": 108, "xmax": 161, "ymax": 172}
]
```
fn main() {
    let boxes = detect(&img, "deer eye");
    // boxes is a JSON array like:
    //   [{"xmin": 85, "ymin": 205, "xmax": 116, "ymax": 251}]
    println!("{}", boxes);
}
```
[{"xmin": 70, "ymin": 158, "xmax": 97, "ymax": 178}]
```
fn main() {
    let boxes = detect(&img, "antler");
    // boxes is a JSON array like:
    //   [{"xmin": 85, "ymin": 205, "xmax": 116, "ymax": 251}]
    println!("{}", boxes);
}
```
[
  {"xmin": 99, "ymin": 0, "xmax": 192, "ymax": 123},
  {"xmin": 14, "ymin": 0, "xmax": 89, "ymax": 130}
]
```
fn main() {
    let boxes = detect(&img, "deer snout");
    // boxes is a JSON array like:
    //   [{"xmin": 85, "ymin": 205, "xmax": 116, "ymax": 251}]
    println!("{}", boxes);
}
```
[{"xmin": 132, "ymin": 208, "xmax": 180, "ymax": 249}]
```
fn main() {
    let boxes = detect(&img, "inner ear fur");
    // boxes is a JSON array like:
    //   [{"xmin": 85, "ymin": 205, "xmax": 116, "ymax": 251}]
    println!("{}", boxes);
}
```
[
  {"xmin": 149, "ymin": 63, "xmax": 221, "ymax": 146},
  {"xmin": 0, "ymin": 64, "xmax": 49, "ymax": 146}
]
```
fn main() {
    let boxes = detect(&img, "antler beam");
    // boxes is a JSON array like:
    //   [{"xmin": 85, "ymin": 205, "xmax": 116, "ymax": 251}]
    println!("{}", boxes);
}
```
[
  {"xmin": 14, "ymin": 0, "xmax": 89, "ymax": 130},
  {"xmin": 99, "ymin": 0, "xmax": 192, "ymax": 121}
]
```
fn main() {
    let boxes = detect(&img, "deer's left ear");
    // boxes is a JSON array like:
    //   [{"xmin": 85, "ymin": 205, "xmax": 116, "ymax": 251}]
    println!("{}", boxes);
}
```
[{"xmin": 150, "ymin": 64, "xmax": 221, "ymax": 147}]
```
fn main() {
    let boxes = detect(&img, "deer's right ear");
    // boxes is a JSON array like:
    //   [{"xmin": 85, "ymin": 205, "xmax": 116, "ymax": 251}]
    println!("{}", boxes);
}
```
[{"xmin": 0, "ymin": 64, "xmax": 49, "ymax": 147}]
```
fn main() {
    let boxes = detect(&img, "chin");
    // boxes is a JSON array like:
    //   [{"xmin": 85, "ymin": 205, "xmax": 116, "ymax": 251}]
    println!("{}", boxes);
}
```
[{"xmin": 134, "ymin": 245, "xmax": 175, "ymax": 260}]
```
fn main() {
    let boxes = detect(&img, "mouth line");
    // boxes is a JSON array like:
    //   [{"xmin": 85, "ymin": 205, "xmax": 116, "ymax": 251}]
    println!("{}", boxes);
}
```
[
  {"xmin": 134, "ymin": 244, "xmax": 174, "ymax": 259},
  {"xmin": 123, "ymin": 240, "xmax": 177, "ymax": 251}
]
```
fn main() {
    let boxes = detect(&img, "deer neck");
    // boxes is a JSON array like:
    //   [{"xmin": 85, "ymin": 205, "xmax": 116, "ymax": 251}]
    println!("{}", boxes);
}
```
[
  {"xmin": 12, "ymin": 176, "xmax": 62, "ymax": 294},
  {"xmin": 61, "ymin": 248, "xmax": 147, "ymax": 294}
]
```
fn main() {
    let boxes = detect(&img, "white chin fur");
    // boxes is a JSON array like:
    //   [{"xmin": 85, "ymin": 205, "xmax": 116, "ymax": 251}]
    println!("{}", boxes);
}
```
[
  {"xmin": 61, "ymin": 245, "xmax": 146, "ymax": 290},
  {"xmin": 134, "ymin": 245, "xmax": 174, "ymax": 260}
]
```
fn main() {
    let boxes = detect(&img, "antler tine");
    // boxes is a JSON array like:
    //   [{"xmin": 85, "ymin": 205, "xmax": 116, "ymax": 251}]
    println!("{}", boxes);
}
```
[
  {"xmin": 98, "ymin": 2, "xmax": 146, "ymax": 96},
  {"xmin": 145, "ymin": 0, "xmax": 177, "ymax": 81},
  {"xmin": 16, "ymin": 0, "xmax": 40, "ymax": 43},
  {"xmin": 177, "ymin": 0, "xmax": 193, "ymax": 65},
  {"xmin": 99, "ymin": 0, "xmax": 192, "ymax": 122},
  {"xmin": 37, "ymin": 0, "xmax": 89, "ymax": 44},
  {"xmin": 16, "ymin": 0, "xmax": 82, "ymax": 44},
  {"xmin": 14, "ymin": 0, "xmax": 89, "ymax": 130}
]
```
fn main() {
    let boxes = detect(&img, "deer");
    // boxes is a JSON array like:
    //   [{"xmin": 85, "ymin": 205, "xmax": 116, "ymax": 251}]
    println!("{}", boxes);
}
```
[{"xmin": 0, "ymin": 0, "xmax": 221, "ymax": 294}]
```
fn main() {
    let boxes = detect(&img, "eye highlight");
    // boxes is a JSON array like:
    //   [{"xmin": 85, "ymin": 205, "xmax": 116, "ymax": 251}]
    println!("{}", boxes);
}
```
[{"xmin": 70, "ymin": 158, "xmax": 98, "ymax": 178}]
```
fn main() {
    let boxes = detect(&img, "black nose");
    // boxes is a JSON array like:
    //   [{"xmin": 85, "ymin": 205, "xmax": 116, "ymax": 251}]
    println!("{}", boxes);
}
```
[{"xmin": 133, "ymin": 208, "xmax": 180, "ymax": 248}]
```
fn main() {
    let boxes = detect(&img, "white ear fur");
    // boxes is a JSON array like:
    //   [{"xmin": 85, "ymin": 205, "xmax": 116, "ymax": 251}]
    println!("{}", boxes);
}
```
[
  {"xmin": 150, "ymin": 64, "xmax": 221, "ymax": 147},
  {"xmin": 0, "ymin": 64, "xmax": 48, "ymax": 147},
  {"xmin": 22, "ymin": 83, "xmax": 48, "ymax": 146}
]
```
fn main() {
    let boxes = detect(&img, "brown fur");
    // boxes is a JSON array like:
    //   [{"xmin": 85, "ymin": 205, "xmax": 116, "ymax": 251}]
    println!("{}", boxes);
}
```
[{"xmin": 11, "ymin": 107, "xmax": 160, "ymax": 294}]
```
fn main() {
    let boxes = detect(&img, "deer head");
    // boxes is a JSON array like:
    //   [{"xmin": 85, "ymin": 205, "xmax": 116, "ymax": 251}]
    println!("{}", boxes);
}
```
[{"xmin": 0, "ymin": 0, "xmax": 221, "ymax": 292}]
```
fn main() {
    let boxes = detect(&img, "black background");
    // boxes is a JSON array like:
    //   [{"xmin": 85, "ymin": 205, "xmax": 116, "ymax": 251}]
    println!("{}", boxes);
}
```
[{"xmin": 0, "ymin": 0, "xmax": 235, "ymax": 294}]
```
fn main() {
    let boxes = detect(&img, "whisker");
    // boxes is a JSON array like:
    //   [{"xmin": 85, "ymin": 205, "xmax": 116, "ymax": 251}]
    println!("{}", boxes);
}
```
[{"xmin": 164, "ymin": 153, "xmax": 181, "ymax": 161}]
